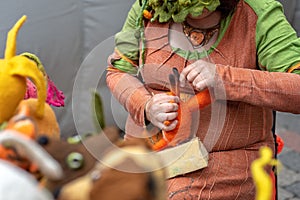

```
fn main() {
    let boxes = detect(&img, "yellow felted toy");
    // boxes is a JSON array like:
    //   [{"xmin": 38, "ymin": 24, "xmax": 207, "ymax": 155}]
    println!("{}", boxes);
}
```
[
  {"xmin": 251, "ymin": 146, "xmax": 280, "ymax": 200},
  {"xmin": 0, "ymin": 15, "xmax": 46, "ymax": 123}
]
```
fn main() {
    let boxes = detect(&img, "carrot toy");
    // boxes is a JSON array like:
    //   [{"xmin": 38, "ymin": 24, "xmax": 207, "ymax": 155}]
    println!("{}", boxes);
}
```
[{"xmin": 149, "ymin": 68, "xmax": 213, "ymax": 151}]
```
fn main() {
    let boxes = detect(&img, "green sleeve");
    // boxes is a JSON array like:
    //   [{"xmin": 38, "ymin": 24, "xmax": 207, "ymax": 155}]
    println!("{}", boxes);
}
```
[
  {"xmin": 249, "ymin": 0, "xmax": 300, "ymax": 74},
  {"xmin": 114, "ymin": 0, "xmax": 141, "ymax": 64}
]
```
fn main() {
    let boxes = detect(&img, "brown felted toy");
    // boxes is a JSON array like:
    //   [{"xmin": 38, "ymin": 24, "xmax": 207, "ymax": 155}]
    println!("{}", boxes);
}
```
[
  {"xmin": 89, "ymin": 141, "xmax": 167, "ymax": 200},
  {"xmin": 56, "ymin": 137, "xmax": 167, "ymax": 200},
  {"xmin": 39, "ymin": 126, "xmax": 121, "ymax": 198},
  {"xmin": 43, "ymin": 90, "xmax": 166, "ymax": 200}
]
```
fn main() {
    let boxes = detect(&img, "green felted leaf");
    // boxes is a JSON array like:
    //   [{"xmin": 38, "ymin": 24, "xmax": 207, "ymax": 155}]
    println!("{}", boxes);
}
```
[
  {"xmin": 154, "ymin": 5, "xmax": 173, "ymax": 22},
  {"xmin": 91, "ymin": 90, "xmax": 106, "ymax": 132},
  {"xmin": 148, "ymin": 0, "xmax": 220, "ymax": 23},
  {"xmin": 20, "ymin": 52, "xmax": 46, "ymax": 76},
  {"xmin": 172, "ymin": 9, "xmax": 190, "ymax": 22},
  {"xmin": 189, "ymin": 4, "xmax": 205, "ymax": 17},
  {"xmin": 179, "ymin": 0, "xmax": 192, "ymax": 6},
  {"xmin": 204, "ymin": 0, "xmax": 220, "ymax": 11}
]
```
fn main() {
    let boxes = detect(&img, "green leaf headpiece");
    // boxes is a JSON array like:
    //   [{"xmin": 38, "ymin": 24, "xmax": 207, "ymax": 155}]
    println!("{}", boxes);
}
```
[{"xmin": 147, "ymin": 0, "xmax": 220, "ymax": 23}]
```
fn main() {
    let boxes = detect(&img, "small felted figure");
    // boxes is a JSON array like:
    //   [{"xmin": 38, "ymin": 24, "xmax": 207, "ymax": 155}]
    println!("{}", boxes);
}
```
[
  {"xmin": 0, "ymin": 130, "xmax": 63, "ymax": 179},
  {"xmin": 0, "ymin": 16, "xmax": 46, "ymax": 124},
  {"xmin": 55, "ymin": 137, "xmax": 166, "ymax": 200},
  {"xmin": 0, "ymin": 98, "xmax": 61, "ymax": 178}
]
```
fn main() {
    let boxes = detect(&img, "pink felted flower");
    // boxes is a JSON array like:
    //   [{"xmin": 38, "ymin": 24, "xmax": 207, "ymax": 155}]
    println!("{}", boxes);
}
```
[
  {"xmin": 25, "ymin": 77, "xmax": 65, "ymax": 107},
  {"xmin": 25, "ymin": 79, "xmax": 37, "ymax": 99},
  {"xmin": 45, "ymin": 76, "xmax": 65, "ymax": 107}
]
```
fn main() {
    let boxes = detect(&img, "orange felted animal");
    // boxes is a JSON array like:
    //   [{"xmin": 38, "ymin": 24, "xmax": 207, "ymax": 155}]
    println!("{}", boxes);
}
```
[
  {"xmin": 0, "ymin": 98, "xmax": 60, "ymax": 177},
  {"xmin": 11, "ymin": 99, "xmax": 60, "ymax": 140}
]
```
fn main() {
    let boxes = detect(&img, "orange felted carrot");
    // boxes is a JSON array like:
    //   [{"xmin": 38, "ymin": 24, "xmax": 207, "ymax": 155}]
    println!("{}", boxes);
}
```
[
  {"xmin": 187, "ymin": 88, "xmax": 213, "ymax": 112},
  {"xmin": 150, "ymin": 68, "xmax": 212, "ymax": 151},
  {"xmin": 151, "ymin": 91, "xmax": 182, "ymax": 151}
]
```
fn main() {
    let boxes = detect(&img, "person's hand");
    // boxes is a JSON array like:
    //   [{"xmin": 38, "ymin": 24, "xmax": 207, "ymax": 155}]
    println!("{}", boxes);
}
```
[
  {"xmin": 145, "ymin": 93, "xmax": 179, "ymax": 131},
  {"xmin": 179, "ymin": 59, "xmax": 216, "ymax": 91}
]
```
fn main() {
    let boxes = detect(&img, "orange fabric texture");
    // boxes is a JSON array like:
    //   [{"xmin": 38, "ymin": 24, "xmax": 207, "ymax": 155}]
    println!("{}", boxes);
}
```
[{"xmin": 106, "ymin": 0, "xmax": 300, "ymax": 199}]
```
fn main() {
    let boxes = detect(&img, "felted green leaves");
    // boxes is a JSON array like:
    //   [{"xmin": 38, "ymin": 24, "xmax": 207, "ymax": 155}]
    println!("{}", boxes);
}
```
[{"xmin": 148, "ymin": 0, "xmax": 220, "ymax": 23}]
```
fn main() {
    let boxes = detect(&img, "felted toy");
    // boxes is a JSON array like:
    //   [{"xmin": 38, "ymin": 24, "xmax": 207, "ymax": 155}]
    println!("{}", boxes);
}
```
[
  {"xmin": 38, "ymin": 92, "xmax": 121, "ymax": 198},
  {"xmin": 0, "ymin": 15, "xmax": 46, "ymax": 124},
  {"xmin": 39, "ymin": 126, "xmax": 121, "ymax": 199},
  {"xmin": 5, "ymin": 102, "xmax": 36, "ymax": 139},
  {"xmin": 147, "ymin": 68, "xmax": 213, "ymax": 151},
  {"xmin": 0, "ymin": 130, "xmax": 62, "ymax": 200},
  {"xmin": 251, "ymin": 146, "xmax": 281, "ymax": 200},
  {"xmin": 0, "ymin": 130, "xmax": 63, "ymax": 180},
  {"xmin": 22, "ymin": 52, "xmax": 65, "ymax": 107},
  {"xmin": 11, "ymin": 98, "xmax": 61, "ymax": 140},
  {"xmin": 0, "ymin": 130, "xmax": 63, "ymax": 200},
  {"xmin": 56, "ymin": 137, "xmax": 167, "ymax": 200},
  {"xmin": 40, "ymin": 91, "xmax": 166, "ymax": 200},
  {"xmin": 0, "ymin": 159, "xmax": 54, "ymax": 200},
  {"xmin": 0, "ymin": 15, "xmax": 63, "ymax": 173},
  {"xmin": 0, "ymin": 99, "xmax": 60, "ymax": 178}
]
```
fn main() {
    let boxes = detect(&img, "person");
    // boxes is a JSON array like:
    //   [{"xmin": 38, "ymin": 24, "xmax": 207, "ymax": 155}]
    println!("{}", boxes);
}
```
[{"xmin": 106, "ymin": 0, "xmax": 300, "ymax": 199}]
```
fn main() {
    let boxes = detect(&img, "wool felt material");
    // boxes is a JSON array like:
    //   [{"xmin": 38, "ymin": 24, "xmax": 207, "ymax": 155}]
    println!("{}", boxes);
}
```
[
  {"xmin": 112, "ymin": 0, "xmax": 300, "ymax": 75},
  {"xmin": 106, "ymin": 0, "xmax": 300, "ymax": 199},
  {"xmin": 147, "ymin": 0, "xmax": 221, "ymax": 23},
  {"xmin": 0, "ymin": 16, "xmax": 46, "ymax": 124},
  {"xmin": 0, "ymin": 98, "xmax": 61, "ymax": 179},
  {"xmin": 22, "ymin": 52, "xmax": 65, "ymax": 107}
]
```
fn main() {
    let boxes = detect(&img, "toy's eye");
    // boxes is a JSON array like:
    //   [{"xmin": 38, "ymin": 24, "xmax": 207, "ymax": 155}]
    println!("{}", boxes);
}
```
[
  {"xmin": 66, "ymin": 152, "xmax": 84, "ymax": 170},
  {"xmin": 67, "ymin": 135, "xmax": 82, "ymax": 144}
]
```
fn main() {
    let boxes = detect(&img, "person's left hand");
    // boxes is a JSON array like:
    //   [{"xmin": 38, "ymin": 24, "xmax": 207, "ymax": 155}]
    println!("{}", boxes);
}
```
[{"xmin": 179, "ymin": 59, "xmax": 216, "ymax": 91}]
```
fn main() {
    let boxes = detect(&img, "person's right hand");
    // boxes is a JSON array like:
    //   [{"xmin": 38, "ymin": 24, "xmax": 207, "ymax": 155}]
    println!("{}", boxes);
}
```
[{"xmin": 145, "ymin": 93, "xmax": 179, "ymax": 131}]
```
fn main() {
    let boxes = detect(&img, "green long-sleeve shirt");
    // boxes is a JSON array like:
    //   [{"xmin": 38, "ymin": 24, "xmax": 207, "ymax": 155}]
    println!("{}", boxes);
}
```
[{"xmin": 112, "ymin": 0, "xmax": 300, "ymax": 74}]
